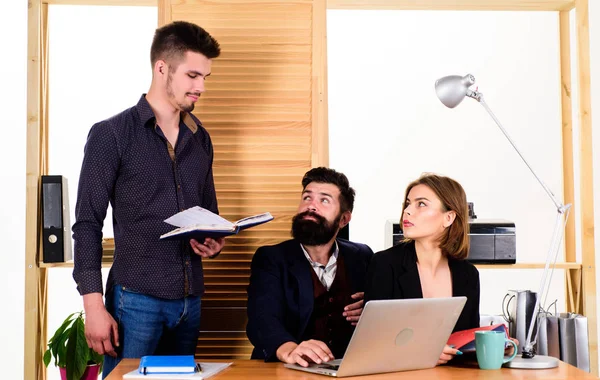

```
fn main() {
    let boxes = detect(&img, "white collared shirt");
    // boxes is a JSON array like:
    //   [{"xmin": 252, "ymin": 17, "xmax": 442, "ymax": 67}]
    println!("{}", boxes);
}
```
[{"xmin": 301, "ymin": 241, "xmax": 339, "ymax": 290}]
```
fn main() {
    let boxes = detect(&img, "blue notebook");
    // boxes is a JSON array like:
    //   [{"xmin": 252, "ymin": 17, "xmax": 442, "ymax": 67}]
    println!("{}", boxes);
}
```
[{"xmin": 138, "ymin": 355, "xmax": 196, "ymax": 375}]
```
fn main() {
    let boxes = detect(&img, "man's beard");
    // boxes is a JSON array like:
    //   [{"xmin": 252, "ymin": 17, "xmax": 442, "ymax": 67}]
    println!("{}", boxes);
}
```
[
  {"xmin": 291, "ymin": 210, "xmax": 341, "ymax": 246},
  {"xmin": 166, "ymin": 72, "xmax": 196, "ymax": 112}
]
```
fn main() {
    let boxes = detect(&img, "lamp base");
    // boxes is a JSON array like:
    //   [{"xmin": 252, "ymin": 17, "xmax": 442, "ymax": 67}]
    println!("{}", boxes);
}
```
[{"xmin": 503, "ymin": 354, "xmax": 559, "ymax": 369}]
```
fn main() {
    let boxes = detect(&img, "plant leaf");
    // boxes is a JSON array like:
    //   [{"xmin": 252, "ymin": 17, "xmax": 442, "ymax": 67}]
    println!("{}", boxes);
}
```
[
  {"xmin": 66, "ymin": 317, "xmax": 88, "ymax": 380},
  {"xmin": 56, "ymin": 330, "xmax": 70, "ymax": 368},
  {"xmin": 89, "ymin": 348, "xmax": 104, "ymax": 373},
  {"xmin": 89, "ymin": 348, "xmax": 104, "ymax": 365},
  {"xmin": 48, "ymin": 313, "xmax": 77, "ymax": 367},
  {"xmin": 76, "ymin": 318, "xmax": 91, "ymax": 380},
  {"xmin": 43, "ymin": 349, "xmax": 52, "ymax": 368},
  {"xmin": 48, "ymin": 312, "xmax": 77, "ymax": 345}
]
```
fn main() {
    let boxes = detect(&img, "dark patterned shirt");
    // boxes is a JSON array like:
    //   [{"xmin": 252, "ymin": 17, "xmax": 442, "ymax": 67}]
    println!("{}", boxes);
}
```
[{"xmin": 72, "ymin": 95, "xmax": 218, "ymax": 299}]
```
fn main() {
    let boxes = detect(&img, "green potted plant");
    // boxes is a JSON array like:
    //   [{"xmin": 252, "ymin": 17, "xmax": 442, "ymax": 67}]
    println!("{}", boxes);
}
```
[{"xmin": 44, "ymin": 311, "xmax": 104, "ymax": 380}]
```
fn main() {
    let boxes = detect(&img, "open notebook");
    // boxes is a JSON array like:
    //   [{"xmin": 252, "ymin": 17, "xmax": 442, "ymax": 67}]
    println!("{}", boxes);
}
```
[{"xmin": 159, "ymin": 206, "xmax": 273, "ymax": 241}]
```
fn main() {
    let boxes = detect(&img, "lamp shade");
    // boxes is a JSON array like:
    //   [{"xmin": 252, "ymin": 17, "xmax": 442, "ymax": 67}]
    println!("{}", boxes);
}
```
[{"xmin": 435, "ymin": 74, "xmax": 476, "ymax": 108}]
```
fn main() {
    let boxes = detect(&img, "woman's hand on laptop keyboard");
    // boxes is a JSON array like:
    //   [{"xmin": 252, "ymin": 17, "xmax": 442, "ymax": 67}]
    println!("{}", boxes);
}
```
[
  {"xmin": 276, "ymin": 340, "xmax": 335, "ymax": 367},
  {"xmin": 437, "ymin": 345, "xmax": 463, "ymax": 365}
]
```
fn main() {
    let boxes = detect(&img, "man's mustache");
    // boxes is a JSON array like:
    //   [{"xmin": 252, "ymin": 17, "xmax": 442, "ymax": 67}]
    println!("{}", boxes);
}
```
[{"xmin": 295, "ymin": 211, "xmax": 326, "ymax": 224}]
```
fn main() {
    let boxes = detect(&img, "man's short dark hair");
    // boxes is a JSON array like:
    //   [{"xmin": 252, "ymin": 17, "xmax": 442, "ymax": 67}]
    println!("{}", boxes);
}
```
[
  {"xmin": 301, "ymin": 167, "xmax": 355, "ymax": 213},
  {"xmin": 150, "ymin": 21, "xmax": 221, "ymax": 67}
]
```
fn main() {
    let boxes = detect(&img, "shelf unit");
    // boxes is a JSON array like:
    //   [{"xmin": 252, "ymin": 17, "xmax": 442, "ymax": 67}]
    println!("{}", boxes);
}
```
[
  {"xmin": 322, "ymin": 0, "xmax": 596, "ymax": 373},
  {"xmin": 25, "ymin": 0, "xmax": 596, "ymax": 379},
  {"xmin": 37, "ymin": 260, "xmax": 584, "ymax": 271}
]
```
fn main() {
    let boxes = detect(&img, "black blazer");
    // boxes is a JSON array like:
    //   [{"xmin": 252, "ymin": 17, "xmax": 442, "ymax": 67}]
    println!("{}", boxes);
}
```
[
  {"xmin": 246, "ymin": 238, "xmax": 373, "ymax": 361},
  {"xmin": 364, "ymin": 241, "xmax": 480, "ymax": 333}
]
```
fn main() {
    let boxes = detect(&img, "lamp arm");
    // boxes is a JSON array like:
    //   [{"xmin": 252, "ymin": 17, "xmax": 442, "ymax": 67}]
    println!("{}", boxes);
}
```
[
  {"xmin": 541, "ymin": 207, "xmax": 572, "ymax": 315},
  {"xmin": 471, "ymin": 93, "xmax": 566, "ymax": 213},
  {"xmin": 523, "ymin": 208, "xmax": 570, "ymax": 354},
  {"xmin": 471, "ymin": 91, "xmax": 574, "ymax": 356}
]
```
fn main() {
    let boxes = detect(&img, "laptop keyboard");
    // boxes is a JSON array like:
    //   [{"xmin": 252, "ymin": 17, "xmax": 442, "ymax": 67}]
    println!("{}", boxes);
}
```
[{"xmin": 317, "ymin": 364, "xmax": 340, "ymax": 370}]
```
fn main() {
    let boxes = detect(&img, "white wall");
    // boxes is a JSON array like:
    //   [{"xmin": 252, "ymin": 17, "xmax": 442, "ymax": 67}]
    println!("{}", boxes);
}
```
[
  {"xmin": 48, "ymin": 5, "xmax": 158, "ymax": 238},
  {"xmin": 327, "ymin": 10, "xmax": 587, "ymax": 317},
  {"xmin": 45, "ymin": 6, "xmax": 157, "ymax": 380},
  {"xmin": 0, "ymin": 1, "xmax": 27, "ymax": 378}
]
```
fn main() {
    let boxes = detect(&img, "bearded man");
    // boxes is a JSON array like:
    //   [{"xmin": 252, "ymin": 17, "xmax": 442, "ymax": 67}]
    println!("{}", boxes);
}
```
[{"xmin": 246, "ymin": 167, "xmax": 373, "ymax": 366}]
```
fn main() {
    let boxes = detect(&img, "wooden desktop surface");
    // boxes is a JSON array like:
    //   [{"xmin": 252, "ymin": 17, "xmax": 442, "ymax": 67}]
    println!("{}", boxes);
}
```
[{"xmin": 106, "ymin": 359, "xmax": 599, "ymax": 380}]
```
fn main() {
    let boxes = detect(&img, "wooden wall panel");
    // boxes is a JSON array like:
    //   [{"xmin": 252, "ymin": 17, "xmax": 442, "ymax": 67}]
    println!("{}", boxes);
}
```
[
  {"xmin": 162, "ymin": 0, "xmax": 324, "ymax": 359},
  {"xmin": 575, "ymin": 0, "xmax": 598, "ymax": 374}
]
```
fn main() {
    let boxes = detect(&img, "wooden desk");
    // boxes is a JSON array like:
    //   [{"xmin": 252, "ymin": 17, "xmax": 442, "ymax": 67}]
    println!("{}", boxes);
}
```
[{"xmin": 106, "ymin": 359, "xmax": 598, "ymax": 380}]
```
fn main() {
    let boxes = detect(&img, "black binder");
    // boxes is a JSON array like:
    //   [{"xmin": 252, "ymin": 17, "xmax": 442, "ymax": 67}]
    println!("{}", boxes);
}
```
[{"xmin": 41, "ymin": 175, "xmax": 72, "ymax": 263}]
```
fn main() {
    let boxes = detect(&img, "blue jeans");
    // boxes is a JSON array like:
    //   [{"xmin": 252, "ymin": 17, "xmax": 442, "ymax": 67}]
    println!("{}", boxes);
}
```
[{"xmin": 102, "ymin": 285, "xmax": 201, "ymax": 379}]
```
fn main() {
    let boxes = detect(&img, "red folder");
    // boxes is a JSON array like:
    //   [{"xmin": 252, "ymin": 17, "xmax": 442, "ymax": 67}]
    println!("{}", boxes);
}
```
[{"xmin": 447, "ymin": 323, "xmax": 509, "ymax": 352}]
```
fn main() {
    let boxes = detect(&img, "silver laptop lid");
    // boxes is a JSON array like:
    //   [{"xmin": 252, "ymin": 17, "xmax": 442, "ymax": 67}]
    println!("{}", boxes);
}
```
[{"xmin": 336, "ymin": 296, "xmax": 467, "ymax": 377}]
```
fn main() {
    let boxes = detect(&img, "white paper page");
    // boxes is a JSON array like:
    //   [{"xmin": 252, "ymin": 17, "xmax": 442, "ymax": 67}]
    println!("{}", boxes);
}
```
[
  {"xmin": 159, "ymin": 223, "xmax": 236, "ymax": 240},
  {"xmin": 164, "ymin": 206, "xmax": 232, "ymax": 228}
]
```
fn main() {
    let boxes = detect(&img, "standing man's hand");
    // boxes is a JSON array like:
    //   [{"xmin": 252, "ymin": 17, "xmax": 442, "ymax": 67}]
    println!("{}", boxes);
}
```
[
  {"xmin": 190, "ymin": 237, "xmax": 225, "ymax": 258},
  {"xmin": 83, "ymin": 293, "xmax": 119, "ymax": 357},
  {"xmin": 343, "ymin": 292, "xmax": 364, "ymax": 325}
]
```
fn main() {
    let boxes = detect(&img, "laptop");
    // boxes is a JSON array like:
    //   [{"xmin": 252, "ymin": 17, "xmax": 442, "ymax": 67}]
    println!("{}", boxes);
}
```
[{"xmin": 284, "ymin": 296, "xmax": 467, "ymax": 377}]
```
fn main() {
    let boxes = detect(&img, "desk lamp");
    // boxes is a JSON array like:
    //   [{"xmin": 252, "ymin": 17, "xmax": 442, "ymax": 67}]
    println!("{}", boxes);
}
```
[{"xmin": 435, "ymin": 74, "xmax": 572, "ymax": 369}]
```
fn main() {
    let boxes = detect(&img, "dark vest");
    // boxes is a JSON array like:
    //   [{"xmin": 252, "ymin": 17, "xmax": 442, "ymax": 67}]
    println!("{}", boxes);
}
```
[{"xmin": 302, "ymin": 253, "xmax": 355, "ymax": 359}]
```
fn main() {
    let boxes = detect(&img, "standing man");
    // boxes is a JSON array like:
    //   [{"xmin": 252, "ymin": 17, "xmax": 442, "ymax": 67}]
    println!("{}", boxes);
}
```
[
  {"xmin": 246, "ymin": 167, "xmax": 373, "ymax": 366},
  {"xmin": 72, "ymin": 21, "xmax": 224, "ymax": 378}
]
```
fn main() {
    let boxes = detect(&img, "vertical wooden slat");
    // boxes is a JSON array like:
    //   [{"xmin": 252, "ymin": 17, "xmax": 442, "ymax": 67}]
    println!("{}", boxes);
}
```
[
  {"xmin": 558, "ymin": 10, "xmax": 578, "ymax": 314},
  {"xmin": 158, "ymin": 0, "xmax": 170, "ymax": 26},
  {"xmin": 42, "ymin": 3, "xmax": 49, "ymax": 174},
  {"xmin": 25, "ymin": 0, "xmax": 43, "ymax": 379},
  {"xmin": 39, "ymin": 6, "xmax": 50, "ymax": 380},
  {"xmin": 38, "ymin": 6, "xmax": 50, "ymax": 377},
  {"xmin": 37, "ymin": 268, "xmax": 48, "ymax": 380},
  {"xmin": 566, "ymin": 270, "xmax": 575, "ymax": 312},
  {"xmin": 575, "ymin": 0, "xmax": 597, "ymax": 375},
  {"xmin": 575, "ymin": 267, "xmax": 583, "ymax": 313},
  {"xmin": 312, "ymin": 0, "xmax": 328, "ymax": 167}
]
